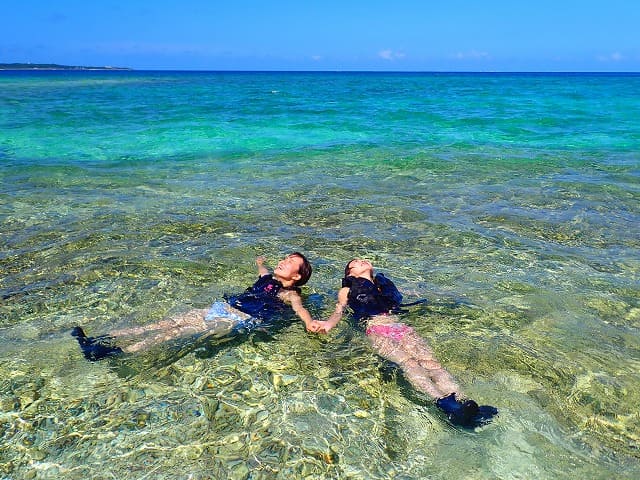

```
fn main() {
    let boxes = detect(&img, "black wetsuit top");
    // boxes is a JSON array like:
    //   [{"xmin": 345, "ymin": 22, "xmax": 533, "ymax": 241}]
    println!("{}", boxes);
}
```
[
  {"xmin": 225, "ymin": 274, "xmax": 300, "ymax": 325},
  {"xmin": 343, "ymin": 273, "xmax": 403, "ymax": 325}
]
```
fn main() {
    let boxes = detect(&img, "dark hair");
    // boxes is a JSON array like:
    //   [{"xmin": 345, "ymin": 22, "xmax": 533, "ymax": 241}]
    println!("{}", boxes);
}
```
[
  {"xmin": 290, "ymin": 252, "xmax": 312, "ymax": 286},
  {"xmin": 344, "ymin": 259, "xmax": 356, "ymax": 279}
]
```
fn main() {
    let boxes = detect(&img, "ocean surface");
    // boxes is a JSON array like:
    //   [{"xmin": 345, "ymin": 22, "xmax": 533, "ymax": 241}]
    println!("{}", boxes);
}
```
[{"xmin": 1, "ymin": 71, "xmax": 639, "ymax": 479}]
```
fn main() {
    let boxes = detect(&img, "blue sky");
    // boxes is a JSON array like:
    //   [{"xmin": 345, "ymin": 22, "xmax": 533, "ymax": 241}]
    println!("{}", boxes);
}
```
[{"xmin": 2, "ymin": 0, "xmax": 639, "ymax": 71}]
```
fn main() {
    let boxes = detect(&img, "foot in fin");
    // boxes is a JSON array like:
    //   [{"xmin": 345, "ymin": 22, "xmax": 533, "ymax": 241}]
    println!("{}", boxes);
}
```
[
  {"xmin": 436, "ymin": 393, "xmax": 498, "ymax": 428},
  {"xmin": 71, "ymin": 326, "xmax": 123, "ymax": 361}
]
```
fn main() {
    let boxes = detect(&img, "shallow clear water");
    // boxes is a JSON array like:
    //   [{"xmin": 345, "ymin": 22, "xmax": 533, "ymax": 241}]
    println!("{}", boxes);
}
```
[{"xmin": 1, "ymin": 71, "xmax": 639, "ymax": 479}]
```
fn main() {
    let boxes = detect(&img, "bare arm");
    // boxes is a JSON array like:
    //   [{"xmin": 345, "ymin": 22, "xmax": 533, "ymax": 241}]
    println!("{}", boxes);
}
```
[
  {"xmin": 256, "ymin": 256, "xmax": 270, "ymax": 277},
  {"xmin": 313, "ymin": 287, "xmax": 349, "ymax": 334},
  {"xmin": 280, "ymin": 290, "xmax": 316, "ymax": 331}
]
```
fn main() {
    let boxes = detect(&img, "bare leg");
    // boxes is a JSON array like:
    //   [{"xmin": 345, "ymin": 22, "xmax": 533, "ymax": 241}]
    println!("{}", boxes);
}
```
[
  {"xmin": 365, "ymin": 322, "xmax": 499, "ymax": 427},
  {"xmin": 121, "ymin": 306, "xmax": 250, "ymax": 353},
  {"xmin": 121, "ymin": 309, "xmax": 210, "ymax": 352},
  {"xmin": 367, "ymin": 330, "xmax": 461, "ymax": 400},
  {"xmin": 110, "ymin": 309, "xmax": 209, "ymax": 337},
  {"xmin": 398, "ymin": 330, "xmax": 462, "ymax": 396},
  {"xmin": 73, "ymin": 305, "xmax": 249, "ymax": 360},
  {"xmin": 110, "ymin": 321, "xmax": 172, "ymax": 337}
]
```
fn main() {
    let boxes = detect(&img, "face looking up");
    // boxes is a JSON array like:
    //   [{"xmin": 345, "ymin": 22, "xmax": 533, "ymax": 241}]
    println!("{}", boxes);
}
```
[
  {"xmin": 274, "ymin": 255, "xmax": 304, "ymax": 283},
  {"xmin": 346, "ymin": 259, "xmax": 373, "ymax": 278}
]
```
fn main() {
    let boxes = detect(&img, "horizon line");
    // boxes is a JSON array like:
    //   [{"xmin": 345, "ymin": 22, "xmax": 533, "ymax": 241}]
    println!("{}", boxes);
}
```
[{"xmin": 2, "ymin": 67, "xmax": 640, "ymax": 74}]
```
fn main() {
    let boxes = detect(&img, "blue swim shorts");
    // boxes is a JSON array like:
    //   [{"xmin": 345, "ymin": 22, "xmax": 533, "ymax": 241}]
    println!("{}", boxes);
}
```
[{"xmin": 205, "ymin": 301, "xmax": 251, "ymax": 324}]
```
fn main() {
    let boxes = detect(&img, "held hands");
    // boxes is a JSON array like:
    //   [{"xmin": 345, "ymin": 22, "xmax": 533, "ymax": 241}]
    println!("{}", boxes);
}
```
[
  {"xmin": 306, "ymin": 302, "xmax": 344, "ymax": 334},
  {"xmin": 306, "ymin": 319, "xmax": 335, "ymax": 334}
]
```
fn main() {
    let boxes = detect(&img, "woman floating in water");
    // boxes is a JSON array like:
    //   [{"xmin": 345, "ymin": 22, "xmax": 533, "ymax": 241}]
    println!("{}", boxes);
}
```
[
  {"xmin": 72, "ymin": 253, "xmax": 315, "ymax": 360},
  {"xmin": 310, "ymin": 258, "xmax": 498, "ymax": 428}
]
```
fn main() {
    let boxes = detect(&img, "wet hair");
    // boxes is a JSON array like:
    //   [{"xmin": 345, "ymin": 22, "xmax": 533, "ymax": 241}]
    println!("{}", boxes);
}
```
[
  {"xmin": 290, "ymin": 252, "xmax": 312, "ymax": 286},
  {"xmin": 344, "ymin": 259, "xmax": 357, "ymax": 279}
]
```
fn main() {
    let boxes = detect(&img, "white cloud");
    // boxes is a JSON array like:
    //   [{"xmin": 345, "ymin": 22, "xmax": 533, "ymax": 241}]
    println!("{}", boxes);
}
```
[
  {"xmin": 378, "ymin": 49, "xmax": 405, "ymax": 61},
  {"xmin": 311, "ymin": 55, "xmax": 322, "ymax": 61},
  {"xmin": 597, "ymin": 52, "xmax": 624, "ymax": 62},
  {"xmin": 454, "ymin": 50, "xmax": 490, "ymax": 60}
]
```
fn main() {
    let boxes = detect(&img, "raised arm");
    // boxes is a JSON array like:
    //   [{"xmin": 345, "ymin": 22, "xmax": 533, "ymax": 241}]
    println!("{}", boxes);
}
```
[{"xmin": 256, "ymin": 256, "xmax": 270, "ymax": 277}]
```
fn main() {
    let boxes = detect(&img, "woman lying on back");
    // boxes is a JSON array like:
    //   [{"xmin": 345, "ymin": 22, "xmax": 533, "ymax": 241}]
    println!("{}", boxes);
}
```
[{"xmin": 312, "ymin": 258, "xmax": 498, "ymax": 428}]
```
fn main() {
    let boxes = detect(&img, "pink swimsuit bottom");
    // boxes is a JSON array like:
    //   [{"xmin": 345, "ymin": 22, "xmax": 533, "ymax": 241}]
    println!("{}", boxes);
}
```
[{"xmin": 365, "ymin": 323, "xmax": 413, "ymax": 341}]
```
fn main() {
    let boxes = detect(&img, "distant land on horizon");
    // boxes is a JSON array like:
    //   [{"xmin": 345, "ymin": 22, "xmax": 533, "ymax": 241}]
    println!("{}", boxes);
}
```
[
  {"xmin": 2, "ymin": 64, "xmax": 638, "ymax": 74},
  {"xmin": 0, "ymin": 63, "xmax": 132, "ymax": 71}
]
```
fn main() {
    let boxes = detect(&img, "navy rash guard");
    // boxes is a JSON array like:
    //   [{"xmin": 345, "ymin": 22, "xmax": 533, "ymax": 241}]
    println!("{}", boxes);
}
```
[
  {"xmin": 224, "ymin": 274, "xmax": 300, "ymax": 328},
  {"xmin": 342, "ymin": 273, "xmax": 403, "ymax": 324}
]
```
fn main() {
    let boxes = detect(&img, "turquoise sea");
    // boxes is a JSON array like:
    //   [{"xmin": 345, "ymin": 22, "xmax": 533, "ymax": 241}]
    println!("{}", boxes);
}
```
[{"xmin": 1, "ymin": 71, "xmax": 639, "ymax": 479}]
